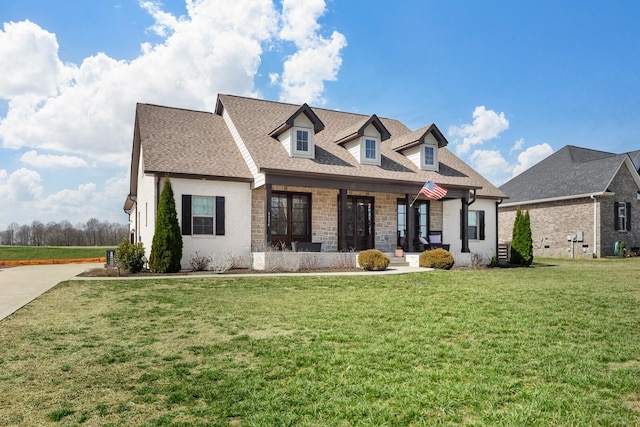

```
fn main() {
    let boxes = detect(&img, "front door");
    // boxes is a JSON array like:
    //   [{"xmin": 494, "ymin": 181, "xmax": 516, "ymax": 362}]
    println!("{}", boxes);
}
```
[{"xmin": 339, "ymin": 196, "xmax": 375, "ymax": 251}]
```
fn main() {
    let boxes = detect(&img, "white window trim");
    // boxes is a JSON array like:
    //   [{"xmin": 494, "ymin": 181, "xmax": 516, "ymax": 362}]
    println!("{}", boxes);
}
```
[
  {"xmin": 361, "ymin": 136, "xmax": 380, "ymax": 165},
  {"xmin": 468, "ymin": 210, "xmax": 479, "ymax": 240},
  {"xmin": 421, "ymin": 143, "xmax": 439, "ymax": 171},
  {"xmin": 291, "ymin": 126, "xmax": 314, "ymax": 159},
  {"xmin": 618, "ymin": 204, "xmax": 628, "ymax": 231},
  {"xmin": 192, "ymin": 195, "xmax": 215, "ymax": 236}
]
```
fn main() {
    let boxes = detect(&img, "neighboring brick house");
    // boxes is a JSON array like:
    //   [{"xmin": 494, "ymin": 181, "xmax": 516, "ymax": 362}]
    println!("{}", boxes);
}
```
[
  {"xmin": 124, "ymin": 94, "xmax": 506, "ymax": 269},
  {"xmin": 499, "ymin": 145, "xmax": 640, "ymax": 258}
]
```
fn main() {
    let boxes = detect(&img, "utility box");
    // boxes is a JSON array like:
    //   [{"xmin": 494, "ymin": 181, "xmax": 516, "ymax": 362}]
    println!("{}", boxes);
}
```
[
  {"xmin": 576, "ymin": 231, "xmax": 584, "ymax": 242},
  {"xmin": 105, "ymin": 249, "xmax": 116, "ymax": 268}
]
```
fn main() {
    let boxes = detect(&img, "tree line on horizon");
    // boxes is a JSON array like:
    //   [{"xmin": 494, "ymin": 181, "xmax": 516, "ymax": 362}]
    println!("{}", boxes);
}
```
[{"xmin": 0, "ymin": 219, "xmax": 129, "ymax": 247}]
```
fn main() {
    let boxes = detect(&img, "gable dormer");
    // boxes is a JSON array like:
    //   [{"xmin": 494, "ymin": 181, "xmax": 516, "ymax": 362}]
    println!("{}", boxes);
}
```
[
  {"xmin": 334, "ymin": 114, "xmax": 391, "ymax": 166},
  {"xmin": 268, "ymin": 104, "xmax": 324, "ymax": 159},
  {"xmin": 391, "ymin": 124, "xmax": 448, "ymax": 171}
]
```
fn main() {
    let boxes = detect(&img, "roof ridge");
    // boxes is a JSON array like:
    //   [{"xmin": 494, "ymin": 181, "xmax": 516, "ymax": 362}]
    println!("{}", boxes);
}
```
[
  {"xmin": 218, "ymin": 93, "xmax": 402, "ymax": 122},
  {"xmin": 138, "ymin": 102, "xmax": 211, "ymax": 115}
]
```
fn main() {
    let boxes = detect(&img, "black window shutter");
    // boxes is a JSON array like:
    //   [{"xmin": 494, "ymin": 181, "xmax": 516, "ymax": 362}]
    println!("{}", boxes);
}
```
[
  {"xmin": 182, "ymin": 195, "xmax": 192, "ymax": 235},
  {"xmin": 626, "ymin": 202, "xmax": 631, "ymax": 231},
  {"xmin": 614, "ymin": 202, "xmax": 620, "ymax": 231},
  {"xmin": 479, "ymin": 210, "xmax": 485, "ymax": 240},
  {"xmin": 216, "ymin": 196, "xmax": 225, "ymax": 236}
]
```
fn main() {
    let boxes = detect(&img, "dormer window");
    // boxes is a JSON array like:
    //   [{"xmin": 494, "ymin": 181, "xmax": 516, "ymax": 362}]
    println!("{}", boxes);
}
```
[
  {"xmin": 422, "ymin": 143, "xmax": 438, "ymax": 171},
  {"xmin": 362, "ymin": 137, "xmax": 380, "ymax": 164},
  {"xmin": 295, "ymin": 128, "xmax": 310, "ymax": 154},
  {"xmin": 391, "ymin": 124, "xmax": 447, "ymax": 172},
  {"xmin": 267, "ymin": 103, "xmax": 324, "ymax": 159},
  {"xmin": 334, "ymin": 114, "xmax": 390, "ymax": 167}
]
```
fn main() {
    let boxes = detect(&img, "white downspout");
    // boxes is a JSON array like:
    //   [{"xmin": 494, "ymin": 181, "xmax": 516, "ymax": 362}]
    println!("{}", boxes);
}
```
[{"xmin": 590, "ymin": 195, "xmax": 597, "ymax": 257}]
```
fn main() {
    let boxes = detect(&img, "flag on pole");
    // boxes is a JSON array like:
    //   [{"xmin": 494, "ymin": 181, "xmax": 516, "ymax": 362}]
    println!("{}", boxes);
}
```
[{"xmin": 419, "ymin": 180, "xmax": 448, "ymax": 200}]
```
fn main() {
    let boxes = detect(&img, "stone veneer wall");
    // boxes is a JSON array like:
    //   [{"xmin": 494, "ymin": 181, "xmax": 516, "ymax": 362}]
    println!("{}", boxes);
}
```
[
  {"xmin": 251, "ymin": 186, "xmax": 443, "ymax": 252},
  {"xmin": 499, "ymin": 163, "xmax": 640, "ymax": 258}
]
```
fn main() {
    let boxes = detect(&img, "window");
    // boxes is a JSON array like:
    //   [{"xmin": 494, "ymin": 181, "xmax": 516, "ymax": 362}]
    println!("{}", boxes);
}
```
[
  {"xmin": 424, "ymin": 146, "xmax": 435, "ymax": 165},
  {"xmin": 465, "ymin": 210, "xmax": 485, "ymax": 240},
  {"xmin": 270, "ymin": 192, "xmax": 311, "ymax": 247},
  {"xmin": 421, "ymin": 143, "xmax": 438, "ymax": 170},
  {"xmin": 296, "ymin": 129, "xmax": 309, "ymax": 152},
  {"xmin": 615, "ymin": 202, "xmax": 631, "ymax": 231},
  {"xmin": 365, "ymin": 138, "xmax": 377, "ymax": 160},
  {"xmin": 193, "ymin": 196, "xmax": 214, "ymax": 235},
  {"xmin": 181, "ymin": 195, "xmax": 225, "ymax": 236}
]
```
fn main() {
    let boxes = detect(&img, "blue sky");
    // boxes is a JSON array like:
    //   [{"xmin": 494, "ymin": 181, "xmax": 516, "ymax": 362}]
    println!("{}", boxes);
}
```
[{"xmin": 1, "ymin": 0, "xmax": 639, "ymax": 230}]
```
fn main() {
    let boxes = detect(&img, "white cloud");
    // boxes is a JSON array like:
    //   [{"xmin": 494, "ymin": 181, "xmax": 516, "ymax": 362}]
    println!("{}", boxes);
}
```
[
  {"xmin": 0, "ymin": 0, "xmax": 347, "ymax": 227},
  {"xmin": 512, "ymin": 143, "xmax": 553, "ymax": 177},
  {"xmin": 469, "ymin": 149, "xmax": 511, "ymax": 185},
  {"xmin": 449, "ymin": 106, "xmax": 509, "ymax": 155},
  {"xmin": 1, "ymin": 0, "xmax": 339, "ymax": 166},
  {"xmin": 0, "ymin": 168, "xmax": 43, "ymax": 202},
  {"xmin": 20, "ymin": 150, "xmax": 88, "ymax": 168},
  {"xmin": 278, "ymin": 0, "xmax": 347, "ymax": 105},
  {"xmin": 0, "ymin": 20, "xmax": 73, "ymax": 98},
  {"xmin": 510, "ymin": 137, "xmax": 525, "ymax": 154}
]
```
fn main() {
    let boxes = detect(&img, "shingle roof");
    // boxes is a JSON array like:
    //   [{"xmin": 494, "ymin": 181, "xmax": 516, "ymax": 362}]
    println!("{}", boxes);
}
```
[
  {"xmin": 135, "ymin": 103, "xmax": 252, "ymax": 180},
  {"xmin": 217, "ymin": 94, "xmax": 506, "ymax": 198},
  {"xmin": 499, "ymin": 145, "xmax": 630, "ymax": 204}
]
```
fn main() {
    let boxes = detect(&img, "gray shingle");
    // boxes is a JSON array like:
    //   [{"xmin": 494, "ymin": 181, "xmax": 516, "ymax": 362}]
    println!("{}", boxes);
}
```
[
  {"xmin": 499, "ymin": 145, "xmax": 628, "ymax": 204},
  {"xmin": 136, "ymin": 103, "xmax": 252, "ymax": 180},
  {"xmin": 218, "ymin": 95, "xmax": 506, "ymax": 198}
]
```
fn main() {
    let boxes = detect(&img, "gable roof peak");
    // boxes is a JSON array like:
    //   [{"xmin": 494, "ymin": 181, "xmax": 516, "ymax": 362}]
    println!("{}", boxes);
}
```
[
  {"xmin": 268, "ymin": 102, "xmax": 325, "ymax": 137},
  {"xmin": 390, "ymin": 123, "xmax": 448, "ymax": 152},
  {"xmin": 334, "ymin": 113, "xmax": 391, "ymax": 145}
]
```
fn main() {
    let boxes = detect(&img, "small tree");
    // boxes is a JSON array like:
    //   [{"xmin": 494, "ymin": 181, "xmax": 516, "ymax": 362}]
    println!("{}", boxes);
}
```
[
  {"xmin": 510, "ymin": 206, "xmax": 533, "ymax": 266},
  {"xmin": 149, "ymin": 178, "xmax": 183, "ymax": 273},
  {"xmin": 115, "ymin": 238, "xmax": 146, "ymax": 273}
]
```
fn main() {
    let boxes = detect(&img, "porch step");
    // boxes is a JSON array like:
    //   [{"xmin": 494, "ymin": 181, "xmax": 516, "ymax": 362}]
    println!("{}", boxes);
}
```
[{"xmin": 387, "ymin": 255, "xmax": 410, "ymax": 267}]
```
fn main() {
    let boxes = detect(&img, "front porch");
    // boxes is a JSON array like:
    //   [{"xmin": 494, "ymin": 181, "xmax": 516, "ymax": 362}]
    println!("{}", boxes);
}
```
[{"xmin": 250, "ymin": 250, "xmax": 481, "ymax": 270}]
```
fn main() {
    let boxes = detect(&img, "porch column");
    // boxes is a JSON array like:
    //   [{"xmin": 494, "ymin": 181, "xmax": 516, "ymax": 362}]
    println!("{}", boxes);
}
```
[
  {"xmin": 265, "ymin": 183, "xmax": 272, "ymax": 245},
  {"xmin": 406, "ymin": 194, "xmax": 416, "ymax": 251},
  {"xmin": 461, "ymin": 196, "xmax": 470, "ymax": 253},
  {"xmin": 339, "ymin": 189, "xmax": 347, "ymax": 251}
]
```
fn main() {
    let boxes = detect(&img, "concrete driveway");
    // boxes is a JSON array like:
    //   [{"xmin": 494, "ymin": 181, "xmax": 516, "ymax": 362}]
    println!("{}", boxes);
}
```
[{"xmin": 0, "ymin": 263, "xmax": 101, "ymax": 321}]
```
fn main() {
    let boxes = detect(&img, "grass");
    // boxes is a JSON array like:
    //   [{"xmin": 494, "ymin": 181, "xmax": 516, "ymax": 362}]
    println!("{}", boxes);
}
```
[
  {"xmin": 0, "ymin": 245, "xmax": 112, "ymax": 261},
  {"xmin": 0, "ymin": 257, "xmax": 639, "ymax": 425}
]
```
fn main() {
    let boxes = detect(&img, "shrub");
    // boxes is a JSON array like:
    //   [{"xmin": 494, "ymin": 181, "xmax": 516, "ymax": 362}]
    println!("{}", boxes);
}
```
[
  {"xmin": 357, "ymin": 249, "xmax": 390, "ymax": 271},
  {"xmin": 115, "ymin": 238, "xmax": 146, "ymax": 273},
  {"xmin": 149, "ymin": 178, "xmax": 183, "ymax": 273},
  {"xmin": 510, "ymin": 206, "xmax": 533, "ymax": 266},
  {"xmin": 189, "ymin": 251, "xmax": 211, "ymax": 271},
  {"xmin": 419, "ymin": 248, "xmax": 455, "ymax": 269}
]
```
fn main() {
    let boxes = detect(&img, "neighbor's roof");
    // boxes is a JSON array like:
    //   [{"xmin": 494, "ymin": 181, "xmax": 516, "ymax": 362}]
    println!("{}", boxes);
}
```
[
  {"xmin": 500, "ymin": 145, "xmax": 639, "ymax": 205},
  {"xmin": 215, "ymin": 94, "xmax": 506, "ymax": 198}
]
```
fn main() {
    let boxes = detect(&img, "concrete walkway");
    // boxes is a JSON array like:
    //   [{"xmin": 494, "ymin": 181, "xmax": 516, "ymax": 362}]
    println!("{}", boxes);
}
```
[{"xmin": 0, "ymin": 263, "xmax": 102, "ymax": 321}]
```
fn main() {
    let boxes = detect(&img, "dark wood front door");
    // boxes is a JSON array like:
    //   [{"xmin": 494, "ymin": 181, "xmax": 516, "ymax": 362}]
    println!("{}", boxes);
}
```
[{"xmin": 339, "ymin": 196, "xmax": 375, "ymax": 251}]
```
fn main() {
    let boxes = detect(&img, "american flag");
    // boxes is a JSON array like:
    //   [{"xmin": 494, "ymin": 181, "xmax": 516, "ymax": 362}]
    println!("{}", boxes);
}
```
[{"xmin": 419, "ymin": 180, "xmax": 448, "ymax": 200}]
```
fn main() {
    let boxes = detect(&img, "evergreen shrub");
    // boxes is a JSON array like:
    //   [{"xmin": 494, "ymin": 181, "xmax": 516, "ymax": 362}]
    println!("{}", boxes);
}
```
[
  {"xmin": 419, "ymin": 248, "xmax": 455, "ymax": 269},
  {"xmin": 115, "ymin": 238, "xmax": 146, "ymax": 273},
  {"xmin": 149, "ymin": 178, "xmax": 183, "ymax": 273},
  {"xmin": 357, "ymin": 249, "xmax": 390, "ymax": 271}
]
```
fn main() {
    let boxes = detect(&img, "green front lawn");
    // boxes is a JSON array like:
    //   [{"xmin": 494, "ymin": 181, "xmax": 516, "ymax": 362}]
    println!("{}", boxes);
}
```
[
  {"xmin": 0, "ymin": 246, "xmax": 111, "ymax": 261},
  {"xmin": 0, "ymin": 258, "xmax": 639, "ymax": 425}
]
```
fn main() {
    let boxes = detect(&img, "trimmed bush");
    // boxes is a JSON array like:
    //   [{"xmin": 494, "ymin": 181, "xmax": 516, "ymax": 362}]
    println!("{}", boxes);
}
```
[
  {"xmin": 419, "ymin": 248, "xmax": 455, "ymax": 269},
  {"xmin": 510, "ymin": 206, "xmax": 533, "ymax": 266},
  {"xmin": 149, "ymin": 178, "xmax": 183, "ymax": 273},
  {"xmin": 357, "ymin": 249, "xmax": 390, "ymax": 271},
  {"xmin": 115, "ymin": 238, "xmax": 146, "ymax": 273}
]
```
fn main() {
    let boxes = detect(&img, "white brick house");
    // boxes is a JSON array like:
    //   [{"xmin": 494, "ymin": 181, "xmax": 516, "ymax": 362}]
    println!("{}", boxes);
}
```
[{"xmin": 124, "ymin": 95, "xmax": 507, "ymax": 269}]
